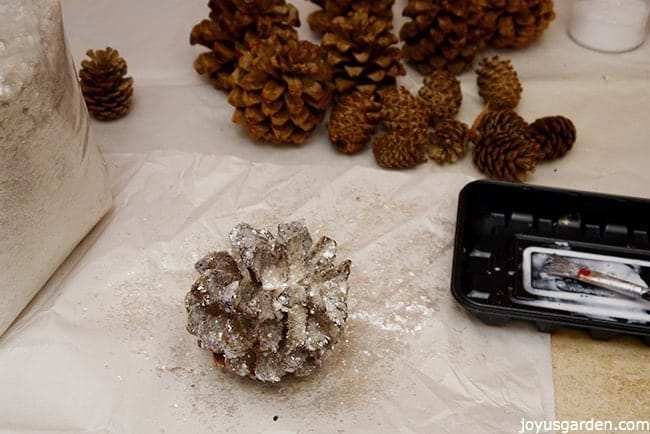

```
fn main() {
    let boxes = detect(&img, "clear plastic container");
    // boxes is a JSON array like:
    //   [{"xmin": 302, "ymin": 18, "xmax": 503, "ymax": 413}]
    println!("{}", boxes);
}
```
[{"xmin": 0, "ymin": 0, "xmax": 112, "ymax": 335}]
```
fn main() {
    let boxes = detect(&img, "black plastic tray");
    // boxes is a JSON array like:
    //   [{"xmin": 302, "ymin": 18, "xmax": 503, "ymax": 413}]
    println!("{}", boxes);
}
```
[{"xmin": 451, "ymin": 180, "xmax": 650, "ymax": 345}]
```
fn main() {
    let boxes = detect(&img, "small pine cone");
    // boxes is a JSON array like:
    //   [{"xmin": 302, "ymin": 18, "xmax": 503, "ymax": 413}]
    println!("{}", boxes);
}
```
[
  {"xmin": 79, "ymin": 47, "xmax": 134, "ymax": 121},
  {"xmin": 527, "ymin": 115, "xmax": 576, "ymax": 160},
  {"xmin": 428, "ymin": 119, "xmax": 470, "ymax": 164},
  {"xmin": 476, "ymin": 56, "xmax": 522, "ymax": 110},
  {"xmin": 418, "ymin": 69, "xmax": 462, "ymax": 124},
  {"xmin": 228, "ymin": 35, "xmax": 333, "ymax": 145},
  {"xmin": 328, "ymin": 91, "xmax": 381, "ymax": 154},
  {"xmin": 322, "ymin": 6, "xmax": 405, "ymax": 95},
  {"xmin": 400, "ymin": 0, "xmax": 489, "ymax": 75},
  {"xmin": 372, "ymin": 129, "xmax": 428, "ymax": 169},
  {"xmin": 472, "ymin": 130, "xmax": 540, "ymax": 182},
  {"xmin": 190, "ymin": 0, "xmax": 300, "ymax": 91},
  {"xmin": 378, "ymin": 86, "xmax": 430, "ymax": 131},
  {"xmin": 308, "ymin": 0, "xmax": 394, "ymax": 33},
  {"xmin": 470, "ymin": 108, "xmax": 527, "ymax": 142},
  {"xmin": 483, "ymin": 0, "xmax": 556, "ymax": 49}
]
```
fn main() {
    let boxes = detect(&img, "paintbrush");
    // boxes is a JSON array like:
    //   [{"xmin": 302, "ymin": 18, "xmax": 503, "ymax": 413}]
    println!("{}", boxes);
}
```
[{"xmin": 541, "ymin": 254, "xmax": 650, "ymax": 302}]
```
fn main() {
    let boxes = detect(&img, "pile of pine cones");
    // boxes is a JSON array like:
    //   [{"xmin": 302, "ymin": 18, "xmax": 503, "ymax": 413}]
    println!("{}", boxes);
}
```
[
  {"xmin": 400, "ymin": 0, "xmax": 556, "ymax": 75},
  {"xmin": 187, "ymin": 0, "xmax": 570, "ymax": 181},
  {"xmin": 470, "ymin": 56, "xmax": 576, "ymax": 181},
  {"xmin": 329, "ymin": 55, "xmax": 576, "ymax": 180}
]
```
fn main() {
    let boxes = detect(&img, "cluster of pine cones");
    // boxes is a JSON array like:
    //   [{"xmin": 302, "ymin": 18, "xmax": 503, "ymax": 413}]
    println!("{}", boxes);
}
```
[
  {"xmin": 185, "ymin": 0, "xmax": 557, "ymax": 149},
  {"xmin": 188, "ymin": 0, "xmax": 407, "ymax": 145},
  {"xmin": 77, "ymin": 1, "xmax": 555, "ymax": 128},
  {"xmin": 400, "ymin": 0, "xmax": 556, "ymax": 75},
  {"xmin": 471, "ymin": 56, "xmax": 576, "ymax": 182},
  {"xmin": 366, "ymin": 55, "xmax": 575, "ymax": 181}
]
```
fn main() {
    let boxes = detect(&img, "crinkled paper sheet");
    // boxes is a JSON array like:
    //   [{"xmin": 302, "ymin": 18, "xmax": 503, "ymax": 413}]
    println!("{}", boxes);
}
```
[{"xmin": 0, "ymin": 151, "xmax": 553, "ymax": 433}]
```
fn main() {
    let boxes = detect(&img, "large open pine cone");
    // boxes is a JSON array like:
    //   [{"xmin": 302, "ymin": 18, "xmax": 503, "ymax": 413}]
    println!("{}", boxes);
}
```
[
  {"xmin": 476, "ymin": 56, "xmax": 522, "ymax": 110},
  {"xmin": 308, "ymin": 0, "xmax": 394, "ymax": 33},
  {"xmin": 418, "ymin": 69, "xmax": 462, "ymax": 124},
  {"xmin": 483, "ymin": 0, "xmax": 556, "ymax": 49},
  {"xmin": 228, "ymin": 34, "xmax": 333, "ymax": 145},
  {"xmin": 527, "ymin": 115, "xmax": 576, "ymax": 160},
  {"xmin": 378, "ymin": 85, "xmax": 430, "ymax": 131},
  {"xmin": 186, "ymin": 222, "xmax": 351, "ymax": 383},
  {"xmin": 79, "ymin": 47, "xmax": 134, "ymax": 121},
  {"xmin": 428, "ymin": 119, "xmax": 470, "ymax": 164},
  {"xmin": 400, "ymin": 0, "xmax": 489, "ymax": 75},
  {"xmin": 372, "ymin": 129, "xmax": 428, "ymax": 169},
  {"xmin": 472, "ymin": 130, "xmax": 540, "ymax": 182},
  {"xmin": 322, "ymin": 6, "xmax": 405, "ymax": 95},
  {"xmin": 190, "ymin": 0, "xmax": 299, "ymax": 91},
  {"xmin": 328, "ymin": 91, "xmax": 381, "ymax": 154}
]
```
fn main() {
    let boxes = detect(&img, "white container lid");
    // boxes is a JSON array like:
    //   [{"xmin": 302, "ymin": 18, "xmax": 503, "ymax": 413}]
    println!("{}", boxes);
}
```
[{"xmin": 569, "ymin": 0, "xmax": 650, "ymax": 52}]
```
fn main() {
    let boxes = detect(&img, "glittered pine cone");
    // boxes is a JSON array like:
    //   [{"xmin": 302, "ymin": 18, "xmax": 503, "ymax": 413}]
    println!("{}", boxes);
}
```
[
  {"xmin": 527, "ymin": 115, "xmax": 576, "ymax": 160},
  {"xmin": 428, "ymin": 119, "xmax": 470, "ymax": 164},
  {"xmin": 185, "ymin": 222, "xmax": 351, "ymax": 383},
  {"xmin": 328, "ymin": 91, "xmax": 382, "ymax": 154},
  {"xmin": 79, "ymin": 47, "xmax": 134, "ymax": 121},
  {"xmin": 400, "ymin": 0, "xmax": 489, "ymax": 75},
  {"xmin": 469, "ymin": 108, "xmax": 527, "ymax": 142},
  {"xmin": 308, "ymin": 0, "xmax": 394, "ymax": 33},
  {"xmin": 476, "ymin": 56, "xmax": 522, "ymax": 110},
  {"xmin": 228, "ymin": 35, "xmax": 333, "ymax": 145},
  {"xmin": 482, "ymin": 0, "xmax": 556, "ymax": 49},
  {"xmin": 418, "ymin": 69, "xmax": 462, "ymax": 125},
  {"xmin": 372, "ymin": 129, "xmax": 428, "ymax": 169},
  {"xmin": 472, "ymin": 130, "xmax": 540, "ymax": 182},
  {"xmin": 378, "ymin": 85, "xmax": 430, "ymax": 131},
  {"xmin": 322, "ymin": 6, "xmax": 405, "ymax": 95},
  {"xmin": 190, "ymin": 0, "xmax": 300, "ymax": 91}
]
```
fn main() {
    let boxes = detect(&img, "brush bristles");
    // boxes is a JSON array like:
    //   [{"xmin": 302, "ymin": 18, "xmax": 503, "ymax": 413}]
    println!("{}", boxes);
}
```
[{"xmin": 540, "ymin": 254, "xmax": 582, "ymax": 278}]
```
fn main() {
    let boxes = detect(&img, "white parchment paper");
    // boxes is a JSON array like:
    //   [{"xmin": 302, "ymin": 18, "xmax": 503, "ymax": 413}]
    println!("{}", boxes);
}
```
[{"xmin": 0, "ymin": 151, "xmax": 553, "ymax": 433}]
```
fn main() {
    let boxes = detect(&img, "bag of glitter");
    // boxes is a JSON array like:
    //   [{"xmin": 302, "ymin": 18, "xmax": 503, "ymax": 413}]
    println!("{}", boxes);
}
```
[{"xmin": 0, "ymin": 0, "xmax": 112, "ymax": 334}]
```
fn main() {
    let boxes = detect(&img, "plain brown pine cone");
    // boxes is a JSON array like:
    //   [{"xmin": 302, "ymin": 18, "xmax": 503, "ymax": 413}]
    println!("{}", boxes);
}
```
[
  {"xmin": 190, "ymin": 0, "xmax": 299, "ymax": 91},
  {"xmin": 476, "ymin": 56, "xmax": 522, "ymax": 110},
  {"xmin": 428, "ymin": 119, "xmax": 470, "ymax": 164},
  {"xmin": 328, "ymin": 91, "xmax": 382, "ymax": 154},
  {"xmin": 472, "ymin": 130, "xmax": 540, "ymax": 182},
  {"xmin": 378, "ymin": 85, "xmax": 430, "ymax": 131},
  {"xmin": 79, "ymin": 47, "xmax": 134, "ymax": 121},
  {"xmin": 527, "ymin": 115, "xmax": 576, "ymax": 160},
  {"xmin": 483, "ymin": 0, "xmax": 556, "ymax": 49},
  {"xmin": 399, "ymin": 0, "xmax": 489, "ymax": 75},
  {"xmin": 228, "ymin": 34, "xmax": 333, "ymax": 145},
  {"xmin": 372, "ymin": 129, "xmax": 428, "ymax": 169},
  {"xmin": 470, "ymin": 108, "xmax": 527, "ymax": 142},
  {"xmin": 418, "ymin": 69, "xmax": 462, "ymax": 125},
  {"xmin": 308, "ymin": 0, "xmax": 394, "ymax": 33},
  {"xmin": 322, "ymin": 6, "xmax": 405, "ymax": 95}
]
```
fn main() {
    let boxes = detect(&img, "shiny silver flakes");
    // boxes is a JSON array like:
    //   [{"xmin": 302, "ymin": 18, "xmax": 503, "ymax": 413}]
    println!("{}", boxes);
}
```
[{"xmin": 185, "ymin": 222, "xmax": 350, "ymax": 383}]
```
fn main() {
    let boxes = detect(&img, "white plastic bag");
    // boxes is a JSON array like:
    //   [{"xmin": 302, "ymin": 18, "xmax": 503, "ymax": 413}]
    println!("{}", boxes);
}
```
[{"xmin": 0, "ymin": 0, "xmax": 112, "ymax": 334}]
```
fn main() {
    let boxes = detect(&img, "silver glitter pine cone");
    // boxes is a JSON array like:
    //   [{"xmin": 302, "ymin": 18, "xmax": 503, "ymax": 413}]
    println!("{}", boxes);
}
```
[{"xmin": 185, "ymin": 222, "xmax": 351, "ymax": 383}]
